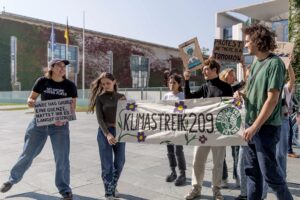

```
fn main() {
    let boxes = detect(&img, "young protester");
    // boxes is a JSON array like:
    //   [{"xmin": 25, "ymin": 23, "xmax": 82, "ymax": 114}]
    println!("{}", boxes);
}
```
[
  {"xmin": 88, "ymin": 72, "xmax": 126, "ymax": 200},
  {"xmin": 0, "ymin": 59, "xmax": 77, "ymax": 200},
  {"xmin": 162, "ymin": 71, "xmax": 187, "ymax": 186}
]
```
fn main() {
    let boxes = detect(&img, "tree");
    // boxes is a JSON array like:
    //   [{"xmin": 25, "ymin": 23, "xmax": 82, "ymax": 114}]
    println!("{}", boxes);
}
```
[{"xmin": 289, "ymin": 0, "xmax": 300, "ymax": 82}]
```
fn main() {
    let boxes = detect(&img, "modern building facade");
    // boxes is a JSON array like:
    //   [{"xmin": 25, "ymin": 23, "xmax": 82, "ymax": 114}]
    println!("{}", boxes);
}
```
[
  {"xmin": 215, "ymin": 0, "xmax": 289, "ymax": 80},
  {"xmin": 0, "ymin": 12, "xmax": 205, "ymax": 91}
]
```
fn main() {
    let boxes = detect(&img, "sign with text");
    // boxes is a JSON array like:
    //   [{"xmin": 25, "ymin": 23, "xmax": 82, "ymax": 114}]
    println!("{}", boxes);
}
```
[
  {"xmin": 34, "ymin": 98, "xmax": 76, "ymax": 126},
  {"xmin": 179, "ymin": 37, "xmax": 205, "ymax": 72},
  {"xmin": 213, "ymin": 39, "xmax": 244, "ymax": 62},
  {"xmin": 273, "ymin": 42, "xmax": 294, "ymax": 68},
  {"xmin": 116, "ymin": 98, "xmax": 246, "ymax": 146}
]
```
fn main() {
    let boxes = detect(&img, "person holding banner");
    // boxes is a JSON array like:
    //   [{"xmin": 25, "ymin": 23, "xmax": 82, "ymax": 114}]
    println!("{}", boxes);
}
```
[
  {"xmin": 88, "ymin": 72, "xmax": 126, "ymax": 200},
  {"xmin": 162, "ymin": 71, "xmax": 187, "ymax": 186},
  {"xmin": 235, "ymin": 24, "xmax": 293, "ymax": 200},
  {"xmin": 183, "ymin": 58, "xmax": 233, "ymax": 200},
  {"xmin": 0, "ymin": 59, "xmax": 77, "ymax": 200}
]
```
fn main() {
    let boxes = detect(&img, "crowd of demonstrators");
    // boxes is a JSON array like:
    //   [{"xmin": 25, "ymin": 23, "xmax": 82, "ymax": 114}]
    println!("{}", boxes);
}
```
[
  {"xmin": 1, "ymin": 23, "xmax": 299, "ymax": 200},
  {"xmin": 162, "ymin": 71, "xmax": 187, "ymax": 186},
  {"xmin": 87, "ymin": 72, "xmax": 126, "ymax": 200},
  {"xmin": 183, "ymin": 59, "xmax": 233, "ymax": 200},
  {"xmin": 0, "ymin": 59, "xmax": 77, "ymax": 200}
]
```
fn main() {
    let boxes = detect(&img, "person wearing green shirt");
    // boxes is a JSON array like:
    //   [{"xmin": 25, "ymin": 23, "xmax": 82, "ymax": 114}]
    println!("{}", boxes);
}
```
[{"xmin": 236, "ymin": 24, "xmax": 293, "ymax": 200}]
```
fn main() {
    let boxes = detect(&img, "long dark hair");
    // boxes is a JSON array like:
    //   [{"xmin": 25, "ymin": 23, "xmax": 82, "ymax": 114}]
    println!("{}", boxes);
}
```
[{"xmin": 88, "ymin": 72, "xmax": 117, "ymax": 113}]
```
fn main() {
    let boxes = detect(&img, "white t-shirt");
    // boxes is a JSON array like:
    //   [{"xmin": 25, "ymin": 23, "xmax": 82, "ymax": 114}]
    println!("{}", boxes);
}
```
[{"xmin": 162, "ymin": 91, "xmax": 185, "ymax": 101}]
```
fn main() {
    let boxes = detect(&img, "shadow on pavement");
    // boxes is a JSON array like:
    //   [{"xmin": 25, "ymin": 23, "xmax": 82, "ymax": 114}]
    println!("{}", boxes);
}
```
[
  {"xmin": 288, "ymin": 182, "xmax": 300, "ymax": 198},
  {"xmin": 6, "ymin": 192, "xmax": 100, "ymax": 200}
]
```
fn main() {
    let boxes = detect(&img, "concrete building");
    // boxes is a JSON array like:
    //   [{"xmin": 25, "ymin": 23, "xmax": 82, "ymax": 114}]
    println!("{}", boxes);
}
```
[
  {"xmin": 0, "ymin": 12, "xmax": 205, "ymax": 91},
  {"xmin": 215, "ymin": 0, "xmax": 289, "ymax": 80}
]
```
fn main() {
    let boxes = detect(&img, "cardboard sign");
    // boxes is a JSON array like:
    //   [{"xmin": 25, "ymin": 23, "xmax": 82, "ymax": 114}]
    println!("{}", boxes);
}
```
[
  {"xmin": 34, "ymin": 98, "xmax": 76, "ymax": 126},
  {"xmin": 273, "ymin": 42, "xmax": 294, "ymax": 68},
  {"xmin": 116, "ymin": 98, "xmax": 246, "ymax": 146},
  {"xmin": 179, "ymin": 38, "xmax": 204, "ymax": 72},
  {"xmin": 213, "ymin": 39, "xmax": 244, "ymax": 62}
]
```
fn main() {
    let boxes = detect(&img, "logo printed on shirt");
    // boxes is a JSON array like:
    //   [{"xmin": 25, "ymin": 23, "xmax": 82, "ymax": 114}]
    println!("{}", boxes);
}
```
[{"xmin": 43, "ymin": 88, "xmax": 67, "ymax": 96}]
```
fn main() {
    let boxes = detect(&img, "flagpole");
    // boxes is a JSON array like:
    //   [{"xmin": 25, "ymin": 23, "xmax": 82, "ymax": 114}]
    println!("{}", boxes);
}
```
[
  {"xmin": 51, "ymin": 23, "xmax": 54, "ymax": 60},
  {"xmin": 82, "ymin": 11, "xmax": 86, "ymax": 99},
  {"xmin": 65, "ymin": 17, "xmax": 69, "ymax": 79}
]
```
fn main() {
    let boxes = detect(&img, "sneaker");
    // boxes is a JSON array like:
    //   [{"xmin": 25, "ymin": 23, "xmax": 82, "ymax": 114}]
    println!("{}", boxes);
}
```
[
  {"xmin": 166, "ymin": 171, "xmax": 177, "ymax": 182},
  {"xmin": 184, "ymin": 186, "xmax": 201, "ymax": 200},
  {"xmin": 174, "ymin": 174, "xmax": 186, "ymax": 186},
  {"xmin": 0, "ymin": 182, "xmax": 13, "ymax": 193},
  {"xmin": 114, "ymin": 188, "xmax": 120, "ymax": 198},
  {"xmin": 61, "ymin": 191, "xmax": 73, "ymax": 200},
  {"xmin": 220, "ymin": 179, "xmax": 229, "ymax": 189},
  {"xmin": 212, "ymin": 187, "xmax": 224, "ymax": 200},
  {"xmin": 235, "ymin": 195, "xmax": 247, "ymax": 200}
]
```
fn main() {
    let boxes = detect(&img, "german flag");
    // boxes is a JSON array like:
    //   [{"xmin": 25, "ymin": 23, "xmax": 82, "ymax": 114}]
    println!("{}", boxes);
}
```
[{"xmin": 64, "ymin": 18, "xmax": 69, "ymax": 46}]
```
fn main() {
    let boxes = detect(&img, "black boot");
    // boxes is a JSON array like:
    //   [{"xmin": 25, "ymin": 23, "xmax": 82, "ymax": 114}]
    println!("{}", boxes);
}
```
[
  {"xmin": 174, "ymin": 170, "xmax": 186, "ymax": 186},
  {"xmin": 166, "ymin": 168, "xmax": 177, "ymax": 182}
]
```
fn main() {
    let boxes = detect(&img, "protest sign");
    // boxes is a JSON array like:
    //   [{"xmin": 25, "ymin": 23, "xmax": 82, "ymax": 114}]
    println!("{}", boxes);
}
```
[
  {"xmin": 34, "ymin": 98, "xmax": 76, "ymax": 126},
  {"xmin": 273, "ymin": 42, "xmax": 294, "ymax": 68},
  {"xmin": 116, "ymin": 97, "xmax": 246, "ymax": 146},
  {"xmin": 179, "ymin": 37, "xmax": 204, "ymax": 72},
  {"xmin": 213, "ymin": 39, "xmax": 244, "ymax": 62}
]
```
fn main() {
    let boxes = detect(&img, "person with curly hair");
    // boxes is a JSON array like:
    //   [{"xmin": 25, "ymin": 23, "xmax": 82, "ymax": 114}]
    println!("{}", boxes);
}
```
[{"xmin": 235, "ymin": 23, "xmax": 293, "ymax": 200}]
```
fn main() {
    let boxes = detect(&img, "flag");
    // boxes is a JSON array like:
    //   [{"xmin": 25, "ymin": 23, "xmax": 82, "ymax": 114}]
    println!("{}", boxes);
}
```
[
  {"xmin": 49, "ymin": 23, "xmax": 56, "ymax": 59},
  {"xmin": 64, "ymin": 18, "xmax": 69, "ymax": 46}
]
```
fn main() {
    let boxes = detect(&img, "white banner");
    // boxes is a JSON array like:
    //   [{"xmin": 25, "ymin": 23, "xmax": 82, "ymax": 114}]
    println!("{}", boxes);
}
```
[
  {"xmin": 34, "ymin": 98, "xmax": 76, "ymax": 127},
  {"xmin": 116, "ymin": 97, "xmax": 246, "ymax": 146}
]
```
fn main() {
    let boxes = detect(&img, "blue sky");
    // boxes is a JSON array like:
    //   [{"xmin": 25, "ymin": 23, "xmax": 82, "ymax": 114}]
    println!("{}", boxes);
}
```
[{"xmin": 1, "ymin": 0, "xmax": 264, "ymax": 51}]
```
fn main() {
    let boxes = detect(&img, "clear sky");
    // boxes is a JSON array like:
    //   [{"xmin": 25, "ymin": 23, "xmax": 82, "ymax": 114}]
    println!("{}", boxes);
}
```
[{"xmin": 0, "ymin": 0, "xmax": 265, "ymax": 51}]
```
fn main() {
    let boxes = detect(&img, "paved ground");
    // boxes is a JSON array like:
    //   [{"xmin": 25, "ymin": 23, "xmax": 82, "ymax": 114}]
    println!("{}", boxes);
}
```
[{"xmin": 0, "ymin": 109, "xmax": 300, "ymax": 200}]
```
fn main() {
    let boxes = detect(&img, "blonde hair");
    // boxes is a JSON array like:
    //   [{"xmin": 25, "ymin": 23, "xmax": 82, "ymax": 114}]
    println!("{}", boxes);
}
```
[
  {"xmin": 219, "ymin": 68, "xmax": 235, "ymax": 83},
  {"xmin": 87, "ymin": 72, "xmax": 117, "ymax": 113}
]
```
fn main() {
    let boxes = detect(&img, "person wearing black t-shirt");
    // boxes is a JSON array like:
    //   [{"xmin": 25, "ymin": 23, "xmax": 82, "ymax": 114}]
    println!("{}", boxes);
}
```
[
  {"xmin": 0, "ymin": 59, "xmax": 77, "ymax": 200},
  {"xmin": 184, "ymin": 59, "xmax": 233, "ymax": 200}
]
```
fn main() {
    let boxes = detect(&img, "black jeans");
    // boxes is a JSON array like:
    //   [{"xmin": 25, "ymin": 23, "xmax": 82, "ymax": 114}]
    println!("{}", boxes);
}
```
[
  {"xmin": 244, "ymin": 124, "xmax": 293, "ymax": 200},
  {"xmin": 288, "ymin": 116, "xmax": 294, "ymax": 154},
  {"xmin": 222, "ymin": 146, "xmax": 239, "ymax": 180},
  {"xmin": 167, "ymin": 145, "xmax": 186, "ymax": 171}
]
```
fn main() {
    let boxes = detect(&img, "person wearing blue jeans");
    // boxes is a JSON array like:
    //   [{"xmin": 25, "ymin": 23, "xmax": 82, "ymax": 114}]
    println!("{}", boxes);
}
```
[
  {"xmin": 0, "ymin": 59, "xmax": 77, "ymax": 200},
  {"xmin": 88, "ymin": 72, "xmax": 126, "ymax": 200},
  {"xmin": 97, "ymin": 127, "xmax": 125, "ymax": 197},
  {"xmin": 235, "ymin": 24, "xmax": 293, "ymax": 200}
]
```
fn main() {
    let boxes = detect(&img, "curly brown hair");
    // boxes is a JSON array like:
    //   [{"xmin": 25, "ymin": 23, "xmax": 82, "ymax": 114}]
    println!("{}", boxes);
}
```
[
  {"xmin": 243, "ymin": 24, "xmax": 277, "ymax": 52},
  {"xmin": 204, "ymin": 58, "xmax": 221, "ymax": 74}
]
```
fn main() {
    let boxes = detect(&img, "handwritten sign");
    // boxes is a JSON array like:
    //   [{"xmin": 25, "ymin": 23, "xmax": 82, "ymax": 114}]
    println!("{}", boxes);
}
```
[
  {"xmin": 213, "ymin": 39, "xmax": 244, "ymax": 62},
  {"xmin": 273, "ymin": 42, "xmax": 294, "ymax": 68},
  {"xmin": 179, "ymin": 37, "xmax": 205, "ymax": 72},
  {"xmin": 116, "ymin": 98, "xmax": 246, "ymax": 146},
  {"xmin": 34, "ymin": 98, "xmax": 76, "ymax": 126}
]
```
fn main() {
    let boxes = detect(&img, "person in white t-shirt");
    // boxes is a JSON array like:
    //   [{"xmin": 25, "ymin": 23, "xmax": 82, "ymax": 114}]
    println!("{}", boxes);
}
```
[{"xmin": 162, "ymin": 71, "xmax": 186, "ymax": 186}]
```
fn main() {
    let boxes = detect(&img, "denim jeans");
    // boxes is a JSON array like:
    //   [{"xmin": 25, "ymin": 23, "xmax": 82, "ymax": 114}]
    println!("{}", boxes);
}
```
[
  {"xmin": 276, "ymin": 117, "xmax": 289, "ymax": 178},
  {"xmin": 244, "ymin": 124, "xmax": 293, "ymax": 200},
  {"xmin": 237, "ymin": 146, "xmax": 247, "ymax": 196},
  {"xmin": 97, "ymin": 127, "xmax": 125, "ymax": 197},
  {"xmin": 9, "ymin": 119, "xmax": 71, "ymax": 195},
  {"xmin": 167, "ymin": 145, "xmax": 186, "ymax": 171},
  {"xmin": 222, "ymin": 146, "xmax": 239, "ymax": 181}
]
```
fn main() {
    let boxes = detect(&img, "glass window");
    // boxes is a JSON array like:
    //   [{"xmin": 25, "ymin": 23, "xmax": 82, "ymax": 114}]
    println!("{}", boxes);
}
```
[
  {"xmin": 223, "ymin": 27, "xmax": 233, "ymax": 40},
  {"xmin": 130, "ymin": 55, "xmax": 149, "ymax": 88},
  {"xmin": 47, "ymin": 42, "xmax": 79, "ymax": 73},
  {"xmin": 272, "ymin": 20, "xmax": 288, "ymax": 42}
]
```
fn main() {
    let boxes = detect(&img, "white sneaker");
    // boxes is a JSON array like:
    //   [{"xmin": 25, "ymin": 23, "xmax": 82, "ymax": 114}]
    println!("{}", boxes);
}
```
[
  {"xmin": 213, "ymin": 187, "xmax": 224, "ymax": 200},
  {"xmin": 184, "ymin": 186, "xmax": 201, "ymax": 200}
]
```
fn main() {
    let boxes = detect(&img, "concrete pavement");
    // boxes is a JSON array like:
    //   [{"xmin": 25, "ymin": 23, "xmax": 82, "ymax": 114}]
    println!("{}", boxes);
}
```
[{"xmin": 0, "ymin": 109, "xmax": 300, "ymax": 200}]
